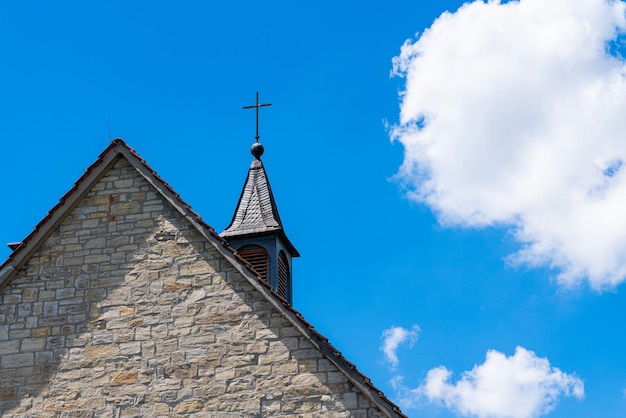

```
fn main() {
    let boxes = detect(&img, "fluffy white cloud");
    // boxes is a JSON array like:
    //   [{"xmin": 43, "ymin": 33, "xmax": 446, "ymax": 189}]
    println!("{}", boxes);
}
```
[
  {"xmin": 380, "ymin": 325, "xmax": 420, "ymax": 368},
  {"xmin": 397, "ymin": 347, "xmax": 584, "ymax": 418},
  {"xmin": 391, "ymin": 0, "xmax": 626, "ymax": 289}
]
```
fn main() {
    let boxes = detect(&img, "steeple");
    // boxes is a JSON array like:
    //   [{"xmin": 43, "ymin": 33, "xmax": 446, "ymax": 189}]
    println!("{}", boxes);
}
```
[{"xmin": 221, "ymin": 94, "xmax": 299, "ymax": 303}]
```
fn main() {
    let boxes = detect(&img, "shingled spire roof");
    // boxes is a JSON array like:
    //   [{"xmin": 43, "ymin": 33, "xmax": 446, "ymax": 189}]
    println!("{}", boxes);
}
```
[{"xmin": 221, "ymin": 142, "xmax": 299, "ymax": 256}]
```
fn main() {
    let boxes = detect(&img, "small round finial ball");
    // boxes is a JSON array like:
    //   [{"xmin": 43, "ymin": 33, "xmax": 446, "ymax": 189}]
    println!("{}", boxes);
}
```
[{"xmin": 251, "ymin": 142, "xmax": 264, "ymax": 159}]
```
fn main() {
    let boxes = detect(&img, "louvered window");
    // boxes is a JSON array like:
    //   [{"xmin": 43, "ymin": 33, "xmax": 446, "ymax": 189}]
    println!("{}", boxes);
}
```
[
  {"xmin": 238, "ymin": 245, "xmax": 269, "ymax": 282},
  {"xmin": 278, "ymin": 251, "xmax": 289, "ymax": 300}
]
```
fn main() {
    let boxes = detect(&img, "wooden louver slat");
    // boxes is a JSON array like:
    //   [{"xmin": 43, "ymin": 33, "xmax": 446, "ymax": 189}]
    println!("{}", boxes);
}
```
[
  {"xmin": 239, "ymin": 246, "xmax": 269, "ymax": 282},
  {"xmin": 277, "ymin": 251, "xmax": 289, "ymax": 300}
]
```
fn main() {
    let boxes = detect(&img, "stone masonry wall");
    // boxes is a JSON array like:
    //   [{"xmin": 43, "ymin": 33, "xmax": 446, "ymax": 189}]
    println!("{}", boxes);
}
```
[{"xmin": 0, "ymin": 157, "xmax": 389, "ymax": 417}]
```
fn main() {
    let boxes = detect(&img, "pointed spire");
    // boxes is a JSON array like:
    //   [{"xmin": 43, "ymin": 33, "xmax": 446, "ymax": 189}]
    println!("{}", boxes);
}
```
[
  {"xmin": 222, "ymin": 139, "xmax": 299, "ymax": 256},
  {"xmin": 222, "ymin": 142, "xmax": 281, "ymax": 235},
  {"xmin": 221, "ymin": 95, "xmax": 299, "ymax": 303}
]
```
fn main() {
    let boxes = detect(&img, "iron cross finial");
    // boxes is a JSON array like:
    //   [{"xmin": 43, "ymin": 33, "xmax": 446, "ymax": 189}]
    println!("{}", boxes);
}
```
[{"xmin": 243, "ymin": 92, "xmax": 272, "ymax": 142}]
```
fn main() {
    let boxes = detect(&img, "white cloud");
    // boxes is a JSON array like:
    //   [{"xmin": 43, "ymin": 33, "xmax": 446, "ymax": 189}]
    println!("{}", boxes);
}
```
[
  {"xmin": 396, "ymin": 346, "xmax": 584, "ymax": 418},
  {"xmin": 380, "ymin": 325, "xmax": 420, "ymax": 368},
  {"xmin": 391, "ymin": 0, "xmax": 626, "ymax": 290}
]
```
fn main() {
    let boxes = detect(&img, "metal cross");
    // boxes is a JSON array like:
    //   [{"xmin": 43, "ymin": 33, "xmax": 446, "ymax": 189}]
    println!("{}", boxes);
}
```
[{"xmin": 243, "ymin": 92, "xmax": 272, "ymax": 141}]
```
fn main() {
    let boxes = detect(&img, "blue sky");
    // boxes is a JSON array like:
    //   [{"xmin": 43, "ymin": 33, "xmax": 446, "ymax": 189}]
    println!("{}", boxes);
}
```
[{"xmin": 2, "ymin": 1, "xmax": 626, "ymax": 417}]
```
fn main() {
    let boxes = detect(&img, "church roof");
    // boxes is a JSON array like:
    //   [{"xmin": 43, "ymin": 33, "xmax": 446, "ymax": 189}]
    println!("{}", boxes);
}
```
[
  {"xmin": 0, "ymin": 139, "xmax": 405, "ymax": 418},
  {"xmin": 221, "ymin": 142, "xmax": 299, "ymax": 256}
]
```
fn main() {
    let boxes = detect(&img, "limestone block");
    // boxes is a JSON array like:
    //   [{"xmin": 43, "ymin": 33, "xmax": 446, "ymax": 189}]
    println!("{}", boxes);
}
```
[
  {"xmin": 172, "ymin": 399, "xmax": 204, "ymax": 413},
  {"xmin": 91, "ymin": 330, "xmax": 113, "ymax": 345},
  {"xmin": 119, "ymin": 341, "xmax": 142, "ymax": 356},
  {"xmin": 328, "ymin": 371, "xmax": 346, "ymax": 384},
  {"xmin": 215, "ymin": 367, "xmax": 236, "ymax": 381},
  {"xmin": 32, "ymin": 327, "xmax": 50, "ymax": 337},
  {"xmin": 39, "ymin": 290, "xmax": 56, "ymax": 301},
  {"xmin": 22, "ymin": 288, "xmax": 38, "ymax": 302},
  {"xmin": 0, "ymin": 387, "xmax": 16, "ymax": 400},
  {"xmin": 110, "ymin": 370, "xmax": 138, "ymax": 386},
  {"xmin": 21, "ymin": 338, "xmax": 46, "ymax": 351},
  {"xmin": 111, "ymin": 201, "xmax": 140, "ymax": 216},
  {"xmin": 119, "ymin": 306, "xmax": 134, "ymax": 317},
  {"xmin": 271, "ymin": 361, "xmax": 299, "ymax": 375},
  {"xmin": 85, "ymin": 344, "xmax": 120, "ymax": 359},
  {"xmin": 1, "ymin": 353, "xmax": 34, "ymax": 368},
  {"xmin": 8, "ymin": 328, "xmax": 30, "ymax": 339},
  {"xmin": 0, "ymin": 340, "xmax": 20, "ymax": 355},
  {"xmin": 318, "ymin": 358, "xmax": 336, "ymax": 372},
  {"xmin": 43, "ymin": 399, "xmax": 87, "ymax": 413}
]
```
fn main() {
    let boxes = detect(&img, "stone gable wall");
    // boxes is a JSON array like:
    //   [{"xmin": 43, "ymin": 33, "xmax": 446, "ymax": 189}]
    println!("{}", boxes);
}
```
[{"xmin": 0, "ymin": 157, "xmax": 390, "ymax": 417}]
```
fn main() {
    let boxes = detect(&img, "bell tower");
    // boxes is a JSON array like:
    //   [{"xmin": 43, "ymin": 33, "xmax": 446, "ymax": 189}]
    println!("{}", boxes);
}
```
[{"xmin": 221, "ymin": 93, "xmax": 299, "ymax": 303}]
